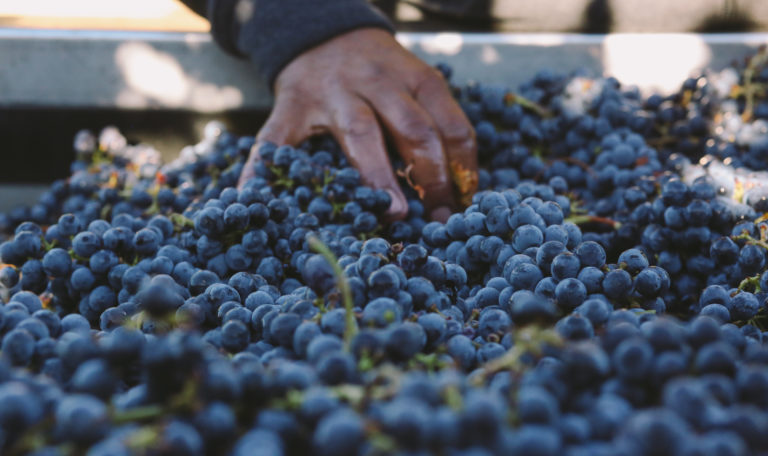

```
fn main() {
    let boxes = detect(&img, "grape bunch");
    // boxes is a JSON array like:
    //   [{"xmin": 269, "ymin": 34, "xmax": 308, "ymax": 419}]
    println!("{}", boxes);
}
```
[
  {"xmin": 1, "ymin": 50, "xmax": 768, "ymax": 456},
  {"xmin": 642, "ymin": 46, "xmax": 768, "ymax": 172}
]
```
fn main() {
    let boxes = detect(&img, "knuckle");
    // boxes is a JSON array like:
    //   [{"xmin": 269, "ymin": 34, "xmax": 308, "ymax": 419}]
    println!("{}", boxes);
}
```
[
  {"xmin": 400, "ymin": 119, "xmax": 439, "ymax": 147},
  {"xmin": 418, "ymin": 67, "xmax": 444, "ymax": 87},
  {"xmin": 346, "ymin": 63, "xmax": 386, "ymax": 87},
  {"xmin": 363, "ymin": 63, "xmax": 386, "ymax": 80},
  {"xmin": 341, "ymin": 116, "xmax": 378, "ymax": 140}
]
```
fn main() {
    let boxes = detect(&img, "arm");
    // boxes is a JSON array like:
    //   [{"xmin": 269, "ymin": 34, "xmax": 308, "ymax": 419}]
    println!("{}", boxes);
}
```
[
  {"xmin": 178, "ymin": 0, "xmax": 394, "ymax": 85},
  {"xmin": 179, "ymin": 0, "xmax": 478, "ymax": 220}
]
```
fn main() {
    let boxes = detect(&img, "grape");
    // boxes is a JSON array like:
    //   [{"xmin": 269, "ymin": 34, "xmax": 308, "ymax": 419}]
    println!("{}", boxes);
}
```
[
  {"xmin": 0, "ymin": 383, "xmax": 44, "ymax": 435},
  {"xmin": 617, "ymin": 248, "xmax": 649, "ymax": 274},
  {"xmin": 512, "ymin": 224, "xmax": 544, "ymax": 252},
  {"xmin": 551, "ymin": 252, "xmax": 581, "ymax": 280},
  {"xmin": 504, "ymin": 425, "xmax": 562, "ymax": 455},
  {"xmin": 1, "ymin": 329, "xmax": 35, "ymax": 366},
  {"xmin": 313, "ymin": 410, "xmax": 363, "ymax": 456},
  {"xmin": 556, "ymin": 314, "xmax": 594, "ymax": 340},
  {"xmin": 1, "ymin": 54, "xmax": 768, "ymax": 456},
  {"xmin": 612, "ymin": 338, "xmax": 654, "ymax": 381},
  {"xmin": 41, "ymin": 248, "xmax": 71, "ymax": 278},
  {"xmin": 729, "ymin": 292, "xmax": 760, "ymax": 321},
  {"xmin": 54, "ymin": 394, "xmax": 109, "ymax": 444},
  {"xmin": 0, "ymin": 266, "xmax": 19, "ymax": 288},
  {"xmin": 575, "ymin": 241, "xmax": 606, "ymax": 268},
  {"xmin": 72, "ymin": 231, "xmax": 102, "ymax": 257},
  {"xmin": 602, "ymin": 269, "xmax": 633, "ymax": 300},
  {"xmin": 301, "ymin": 254, "xmax": 336, "ymax": 295},
  {"xmin": 233, "ymin": 429, "xmax": 285, "ymax": 456}
]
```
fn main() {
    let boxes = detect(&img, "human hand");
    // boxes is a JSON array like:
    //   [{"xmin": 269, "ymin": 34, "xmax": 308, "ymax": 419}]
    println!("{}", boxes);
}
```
[{"xmin": 237, "ymin": 28, "xmax": 478, "ymax": 221}]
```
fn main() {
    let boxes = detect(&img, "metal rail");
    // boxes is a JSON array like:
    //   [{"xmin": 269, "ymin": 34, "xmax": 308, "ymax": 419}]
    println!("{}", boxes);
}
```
[{"xmin": 1, "ymin": 29, "xmax": 767, "ymax": 111}]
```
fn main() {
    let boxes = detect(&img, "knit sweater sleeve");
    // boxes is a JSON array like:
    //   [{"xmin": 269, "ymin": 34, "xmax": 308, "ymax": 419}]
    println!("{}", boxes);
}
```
[{"xmin": 179, "ymin": 0, "xmax": 395, "ymax": 87}]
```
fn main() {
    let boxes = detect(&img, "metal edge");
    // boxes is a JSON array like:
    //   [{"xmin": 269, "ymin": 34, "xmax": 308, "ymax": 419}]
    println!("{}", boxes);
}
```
[{"xmin": 1, "ymin": 28, "xmax": 768, "ymax": 44}]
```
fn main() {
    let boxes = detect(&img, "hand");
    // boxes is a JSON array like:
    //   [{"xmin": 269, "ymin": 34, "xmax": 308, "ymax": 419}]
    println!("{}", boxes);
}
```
[{"xmin": 237, "ymin": 28, "xmax": 478, "ymax": 221}]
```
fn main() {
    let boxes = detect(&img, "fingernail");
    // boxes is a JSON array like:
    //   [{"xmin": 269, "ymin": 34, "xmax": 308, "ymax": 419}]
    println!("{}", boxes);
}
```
[
  {"xmin": 385, "ymin": 189, "xmax": 408, "ymax": 219},
  {"xmin": 430, "ymin": 206, "xmax": 453, "ymax": 223}
]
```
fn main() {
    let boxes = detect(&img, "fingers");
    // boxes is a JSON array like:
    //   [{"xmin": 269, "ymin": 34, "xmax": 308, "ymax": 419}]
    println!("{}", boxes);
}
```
[
  {"xmin": 413, "ymin": 72, "xmax": 479, "ymax": 207},
  {"xmin": 364, "ymin": 88, "xmax": 455, "ymax": 220},
  {"xmin": 237, "ymin": 97, "xmax": 316, "ymax": 189},
  {"xmin": 329, "ymin": 98, "xmax": 409, "ymax": 220}
]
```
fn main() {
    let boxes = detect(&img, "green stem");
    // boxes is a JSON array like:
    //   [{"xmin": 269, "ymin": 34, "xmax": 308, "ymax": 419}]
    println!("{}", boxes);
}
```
[
  {"xmin": 41, "ymin": 238, "xmax": 57, "ymax": 251},
  {"xmin": 740, "ymin": 47, "xmax": 768, "ymax": 121},
  {"xmin": 733, "ymin": 232, "xmax": 768, "ymax": 251},
  {"xmin": 125, "ymin": 426, "xmax": 161, "ymax": 451},
  {"xmin": 169, "ymin": 213, "xmax": 195, "ymax": 231},
  {"xmin": 565, "ymin": 214, "xmax": 621, "ymax": 229},
  {"xmin": 738, "ymin": 274, "xmax": 761, "ymax": 293},
  {"xmin": 112, "ymin": 405, "xmax": 165, "ymax": 424},
  {"xmin": 308, "ymin": 235, "xmax": 357, "ymax": 350},
  {"xmin": 504, "ymin": 92, "xmax": 552, "ymax": 118},
  {"xmin": 67, "ymin": 249, "xmax": 89, "ymax": 262},
  {"xmin": 473, "ymin": 327, "xmax": 561, "ymax": 385}
]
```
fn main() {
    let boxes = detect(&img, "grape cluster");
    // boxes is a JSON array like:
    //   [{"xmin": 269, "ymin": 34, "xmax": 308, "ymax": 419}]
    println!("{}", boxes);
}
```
[{"xmin": 1, "ymin": 51, "xmax": 768, "ymax": 455}]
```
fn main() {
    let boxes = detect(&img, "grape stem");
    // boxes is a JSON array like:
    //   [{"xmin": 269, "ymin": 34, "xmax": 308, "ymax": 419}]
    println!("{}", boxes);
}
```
[
  {"xmin": 565, "ymin": 214, "xmax": 621, "ymax": 229},
  {"xmin": 504, "ymin": 92, "xmax": 552, "ymax": 118},
  {"xmin": 738, "ymin": 274, "xmax": 761, "ymax": 293},
  {"xmin": 112, "ymin": 405, "xmax": 165, "ymax": 424},
  {"xmin": 740, "ymin": 47, "xmax": 768, "ymax": 122},
  {"xmin": 308, "ymin": 235, "xmax": 357, "ymax": 350},
  {"xmin": 733, "ymin": 232, "xmax": 768, "ymax": 251},
  {"xmin": 472, "ymin": 327, "xmax": 561, "ymax": 385}
]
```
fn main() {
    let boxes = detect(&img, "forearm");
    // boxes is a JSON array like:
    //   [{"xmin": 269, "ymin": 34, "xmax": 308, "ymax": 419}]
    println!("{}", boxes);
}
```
[{"xmin": 179, "ymin": 0, "xmax": 394, "ymax": 87}]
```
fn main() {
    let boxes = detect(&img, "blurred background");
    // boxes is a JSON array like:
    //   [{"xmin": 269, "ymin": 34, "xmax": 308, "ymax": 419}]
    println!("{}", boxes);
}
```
[
  {"xmin": 3, "ymin": 0, "xmax": 767, "ymax": 32},
  {"xmin": 1, "ymin": 0, "xmax": 767, "ymax": 210}
]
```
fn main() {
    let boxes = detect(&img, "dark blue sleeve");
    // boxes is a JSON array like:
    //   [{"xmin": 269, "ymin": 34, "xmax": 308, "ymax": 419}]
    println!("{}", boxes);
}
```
[{"xmin": 180, "ymin": 0, "xmax": 394, "ymax": 88}]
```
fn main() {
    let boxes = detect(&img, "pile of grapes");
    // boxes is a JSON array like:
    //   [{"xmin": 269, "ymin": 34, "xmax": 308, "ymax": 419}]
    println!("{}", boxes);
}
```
[{"xmin": 3, "ymin": 48, "xmax": 768, "ymax": 456}]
